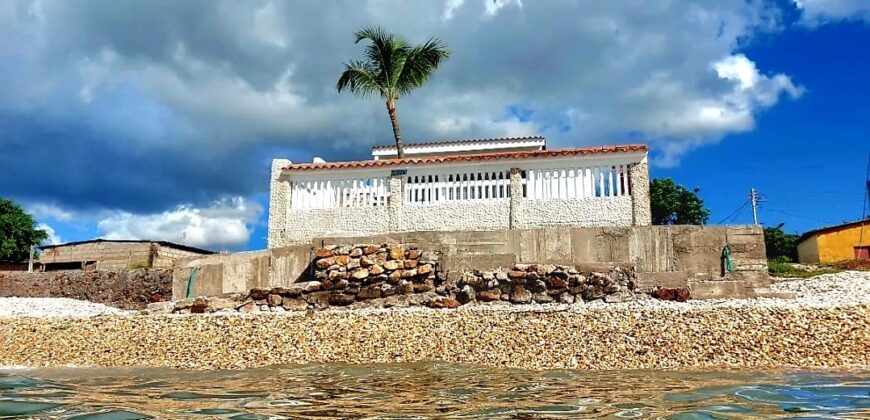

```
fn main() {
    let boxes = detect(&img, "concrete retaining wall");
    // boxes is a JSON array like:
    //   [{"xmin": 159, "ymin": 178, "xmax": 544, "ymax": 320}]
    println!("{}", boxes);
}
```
[
  {"xmin": 176, "ymin": 225, "xmax": 768, "ymax": 300},
  {"xmin": 172, "ymin": 248, "xmax": 312, "ymax": 300}
]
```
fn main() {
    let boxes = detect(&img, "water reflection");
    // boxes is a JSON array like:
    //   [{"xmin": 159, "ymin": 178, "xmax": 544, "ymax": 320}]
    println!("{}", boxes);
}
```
[{"xmin": 0, "ymin": 363, "xmax": 867, "ymax": 418}]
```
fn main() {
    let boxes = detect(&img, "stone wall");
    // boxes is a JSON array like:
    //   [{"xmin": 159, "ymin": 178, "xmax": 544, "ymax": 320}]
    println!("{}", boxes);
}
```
[
  {"xmin": 516, "ymin": 196, "xmax": 633, "ymax": 228},
  {"xmin": 177, "ymin": 225, "xmax": 769, "ymax": 301},
  {"xmin": 269, "ymin": 160, "xmax": 651, "ymax": 247},
  {"xmin": 0, "ymin": 269, "xmax": 172, "ymax": 309},
  {"xmin": 168, "ymin": 243, "xmax": 647, "ymax": 314},
  {"xmin": 399, "ymin": 200, "xmax": 510, "ymax": 232},
  {"xmin": 284, "ymin": 206, "xmax": 390, "ymax": 245}
]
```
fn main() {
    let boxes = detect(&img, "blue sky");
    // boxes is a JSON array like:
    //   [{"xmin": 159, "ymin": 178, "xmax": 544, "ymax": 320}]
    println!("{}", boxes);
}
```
[
  {"xmin": 0, "ymin": 0, "xmax": 868, "ymax": 251},
  {"xmin": 658, "ymin": 14, "xmax": 870, "ymax": 231}
]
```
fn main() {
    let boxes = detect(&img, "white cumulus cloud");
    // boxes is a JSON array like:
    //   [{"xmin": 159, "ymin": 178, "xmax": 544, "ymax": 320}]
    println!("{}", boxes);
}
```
[
  {"xmin": 794, "ymin": 0, "xmax": 870, "ymax": 24},
  {"xmin": 36, "ymin": 223, "xmax": 62, "ymax": 245},
  {"xmin": 97, "ymin": 198, "xmax": 262, "ymax": 250}
]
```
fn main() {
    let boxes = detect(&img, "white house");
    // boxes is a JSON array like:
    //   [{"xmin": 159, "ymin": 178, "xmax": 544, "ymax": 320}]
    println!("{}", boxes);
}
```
[{"xmin": 268, "ymin": 136, "xmax": 651, "ymax": 247}]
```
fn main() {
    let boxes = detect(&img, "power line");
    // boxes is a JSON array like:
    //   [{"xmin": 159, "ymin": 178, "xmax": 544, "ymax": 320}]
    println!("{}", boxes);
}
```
[
  {"xmin": 716, "ymin": 201, "xmax": 750, "ymax": 225},
  {"xmin": 762, "ymin": 207, "xmax": 837, "ymax": 225}
]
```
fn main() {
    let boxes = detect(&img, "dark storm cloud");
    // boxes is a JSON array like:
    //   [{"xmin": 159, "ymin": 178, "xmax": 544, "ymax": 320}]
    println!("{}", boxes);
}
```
[{"xmin": 0, "ymin": 0, "xmax": 802, "ymax": 219}]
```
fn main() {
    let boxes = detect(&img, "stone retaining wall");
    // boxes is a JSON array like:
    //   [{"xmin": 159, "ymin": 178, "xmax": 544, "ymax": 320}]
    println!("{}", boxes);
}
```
[
  {"xmin": 165, "ymin": 244, "xmax": 649, "ymax": 314},
  {"xmin": 174, "ymin": 226, "xmax": 770, "ymax": 301},
  {"xmin": 0, "ymin": 269, "xmax": 172, "ymax": 309}
]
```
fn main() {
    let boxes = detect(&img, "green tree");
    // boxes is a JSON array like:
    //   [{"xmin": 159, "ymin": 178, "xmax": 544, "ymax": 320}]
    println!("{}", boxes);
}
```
[
  {"xmin": 763, "ymin": 225, "xmax": 799, "ymax": 262},
  {"xmin": 0, "ymin": 198, "xmax": 48, "ymax": 262},
  {"xmin": 649, "ymin": 178, "xmax": 710, "ymax": 225},
  {"xmin": 337, "ymin": 26, "xmax": 450, "ymax": 158}
]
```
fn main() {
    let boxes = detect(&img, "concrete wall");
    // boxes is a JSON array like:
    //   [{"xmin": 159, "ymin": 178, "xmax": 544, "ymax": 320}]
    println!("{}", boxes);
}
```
[
  {"xmin": 41, "ymin": 242, "xmax": 153, "ymax": 270},
  {"xmin": 315, "ymin": 225, "xmax": 768, "ymax": 288},
  {"xmin": 41, "ymin": 241, "xmax": 209, "ymax": 270},
  {"xmin": 153, "ymin": 245, "xmax": 212, "ymax": 268},
  {"xmin": 172, "ymin": 247, "xmax": 311, "ymax": 300},
  {"xmin": 182, "ymin": 225, "xmax": 768, "ymax": 300},
  {"xmin": 797, "ymin": 236, "xmax": 820, "ymax": 264}
]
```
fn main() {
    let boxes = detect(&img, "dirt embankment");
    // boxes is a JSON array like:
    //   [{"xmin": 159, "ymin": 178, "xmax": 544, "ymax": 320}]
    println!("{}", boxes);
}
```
[{"xmin": 0, "ymin": 269, "xmax": 171, "ymax": 309}]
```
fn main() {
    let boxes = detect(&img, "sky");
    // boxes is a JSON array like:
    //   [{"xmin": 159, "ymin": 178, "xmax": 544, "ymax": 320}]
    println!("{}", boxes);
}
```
[{"xmin": 1, "ymin": 0, "xmax": 868, "ymax": 252}]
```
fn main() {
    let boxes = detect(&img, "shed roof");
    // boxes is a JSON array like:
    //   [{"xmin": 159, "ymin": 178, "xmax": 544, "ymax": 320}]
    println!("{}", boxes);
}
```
[
  {"xmin": 285, "ymin": 144, "xmax": 648, "ymax": 172},
  {"xmin": 39, "ymin": 239, "xmax": 215, "ymax": 255},
  {"xmin": 371, "ymin": 135, "xmax": 545, "ymax": 152},
  {"xmin": 797, "ymin": 219, "xmax": 870, "ymax": 244}
]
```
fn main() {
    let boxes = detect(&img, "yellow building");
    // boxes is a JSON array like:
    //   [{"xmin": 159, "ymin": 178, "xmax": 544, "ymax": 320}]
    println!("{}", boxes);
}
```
[{"xmin": 797, "ymin": 219, "xmax": 870, "ymax": 264}]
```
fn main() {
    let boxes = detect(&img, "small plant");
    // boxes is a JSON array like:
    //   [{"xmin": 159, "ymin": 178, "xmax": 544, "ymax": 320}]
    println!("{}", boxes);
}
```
[
  {"xmin": 128, "ymin": 262, "xmax": 150, "ymax": 270},
  {"xmin": 768, "ymin": 256, "xmax": 840, "ymax": 279}
]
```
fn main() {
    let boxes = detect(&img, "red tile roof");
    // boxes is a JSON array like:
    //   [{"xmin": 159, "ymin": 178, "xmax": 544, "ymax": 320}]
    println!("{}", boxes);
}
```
[
  {"xmin": 371, "ymin": 135, "xmax": 545, "ymax": 151},
  {"xmin": 284, "ymin": 144, "xmax": 648, "ymax": 172}
]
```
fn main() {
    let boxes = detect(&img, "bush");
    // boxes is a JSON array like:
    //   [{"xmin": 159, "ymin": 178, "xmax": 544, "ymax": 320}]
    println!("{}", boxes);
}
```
[
  {"xmin": 768, "ymin": 258, "xmax": 840, "ymax": 279},
  {"xmin": 763, "ymin": 227, "xmax": 799, "ymax": 262}
]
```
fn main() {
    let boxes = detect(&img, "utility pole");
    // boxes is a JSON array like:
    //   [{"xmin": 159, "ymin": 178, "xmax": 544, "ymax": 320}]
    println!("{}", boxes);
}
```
[
  {"xmin": 27, "ymin": 245, "xmax": 34, "ymax": 273},
  {"xmin": 749, "ymin": 188, "xmax": 759, "ymax": 226}
]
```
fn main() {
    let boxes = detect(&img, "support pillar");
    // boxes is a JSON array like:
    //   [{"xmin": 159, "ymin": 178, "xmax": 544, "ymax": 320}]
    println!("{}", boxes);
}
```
[
  {"xmin": 268, "ymin": 159, "xmax": 292, "ymax": 248},
  {"xmin": 388, "ymin": 175, "xmax": 404, "ymax": 233},
  {"xmin": 509, "ymin": 167, "xmax": 523, "ymax": 229},
  {"xmin": 629, "ymin": 161, "xmax": 652, "ymax": 226}
]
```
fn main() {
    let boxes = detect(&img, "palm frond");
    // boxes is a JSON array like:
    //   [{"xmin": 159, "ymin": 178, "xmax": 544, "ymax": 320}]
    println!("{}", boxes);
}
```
[
  {"xmin": 396, "ymin": 38, "xmax": 451, "ymax": 96},
  {"xmin": 336, "ymin": 60, "xmax": 383, "ymax": 99}
]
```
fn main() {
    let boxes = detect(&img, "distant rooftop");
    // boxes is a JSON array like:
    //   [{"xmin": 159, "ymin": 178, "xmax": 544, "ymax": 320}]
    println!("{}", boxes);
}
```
[
  {"xmin": 40, "ymin": 239, "xmax": 215, "ymax": 255},
  {"xmin": 371, "ymin": 136, "xmax": 546, "ymax": 160}
]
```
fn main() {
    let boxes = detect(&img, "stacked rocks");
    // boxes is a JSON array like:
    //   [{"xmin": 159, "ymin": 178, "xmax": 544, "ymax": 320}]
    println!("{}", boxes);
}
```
[
  {"xmin": 454, "ymin": 264, "xmax": 637, "ymax": 304},
  {"xmin": 210, "ymin": 244, "xmax": 442, "ymax": 313},
  {"xmin": 164, "ymin": 246, "xmax": 644, "ymax": 314}
]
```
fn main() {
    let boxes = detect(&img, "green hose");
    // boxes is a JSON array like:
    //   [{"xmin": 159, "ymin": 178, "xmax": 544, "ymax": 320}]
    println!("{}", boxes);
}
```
[
  {"xmin": 185, "ymin": 267, "xmax": 200, "ymax": 299},
  {"xmin": 722, "ymin": 245, "xmax": 734, "ymax": 273}
]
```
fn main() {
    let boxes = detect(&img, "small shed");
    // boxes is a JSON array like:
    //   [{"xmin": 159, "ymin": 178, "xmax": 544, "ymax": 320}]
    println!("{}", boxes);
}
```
[
  {"xmin": 796, "ymin": 219, "xmax": 870, "ymax": 264},
  {"xmin": 39, "ymin": 239, "xmax": 214, "ymax": 271}
]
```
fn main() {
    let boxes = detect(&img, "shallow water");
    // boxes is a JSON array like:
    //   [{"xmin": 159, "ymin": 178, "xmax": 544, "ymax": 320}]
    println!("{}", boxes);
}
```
[{"xmin": 0, "ymin": 364, "xmax": 868, "ymax": 419}]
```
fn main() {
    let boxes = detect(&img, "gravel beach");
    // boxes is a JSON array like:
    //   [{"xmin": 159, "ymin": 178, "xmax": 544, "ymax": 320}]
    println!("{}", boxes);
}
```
[
  {"xmin": 0, "ymin": 271, "xmax": 867, "ymax": 370},
  {"xmin": 0, "ymin": 297, "xmax": 129, "ymax": 318}
]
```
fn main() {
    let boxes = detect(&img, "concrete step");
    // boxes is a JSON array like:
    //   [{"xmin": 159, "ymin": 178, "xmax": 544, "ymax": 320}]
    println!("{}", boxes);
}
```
[
  {"xmin": 688, "ymin": 280, "xmax": 754, "ymax": 299},
  {"xmin": 749, "ymin": 287, "xmax": 796, "ymax": 300}
]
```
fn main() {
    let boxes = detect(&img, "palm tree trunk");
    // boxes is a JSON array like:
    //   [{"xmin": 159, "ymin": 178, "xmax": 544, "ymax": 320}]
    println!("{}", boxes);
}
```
[{"xmin": 386, "ymin": 100, "xmax": 405, "ymax": 158}]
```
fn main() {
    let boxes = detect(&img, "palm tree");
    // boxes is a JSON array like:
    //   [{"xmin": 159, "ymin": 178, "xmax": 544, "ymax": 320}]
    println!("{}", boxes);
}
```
[{"xmin": 337, "ymin": 27, "xmax": 450, "ymax": 158}]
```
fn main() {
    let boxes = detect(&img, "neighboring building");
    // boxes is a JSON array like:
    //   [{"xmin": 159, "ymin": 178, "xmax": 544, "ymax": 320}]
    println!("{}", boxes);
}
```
[
  {"xmin": 371, "ymin": 136, "xmax": 546, "ymax": 160},
  {"xmin": 796, "ymin": 219, "xmax": 870, "ymax": 264},
  {"xmin": 39, "ymin": 239, "xmax": 214, "ymax": 271},
  {"xmin": 268, "ymin": 136, "xmax": 652, "ymax": 247}
]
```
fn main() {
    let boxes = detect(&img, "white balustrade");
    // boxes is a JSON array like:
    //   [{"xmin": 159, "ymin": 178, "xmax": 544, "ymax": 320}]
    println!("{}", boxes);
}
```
[
  {"xmin": 289, "ymin": 160, "xmax": 635, "ymax": 210},
  {"xmin": 525, "ymin": 164, "xmax": 630, "ymax": 200},
  {"xmin": 404, "ymin": 170, "xmax": 511, "ymax": 205},
  {"xmin": 290, "ymin": 176, "xmax": 389, "ymax": 209}
]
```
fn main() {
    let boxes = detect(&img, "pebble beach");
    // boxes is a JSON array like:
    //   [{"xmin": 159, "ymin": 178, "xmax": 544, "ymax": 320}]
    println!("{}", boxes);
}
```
[{"xmin": 0, "ymin": 271, "xmax": 867, "ymax": 370}]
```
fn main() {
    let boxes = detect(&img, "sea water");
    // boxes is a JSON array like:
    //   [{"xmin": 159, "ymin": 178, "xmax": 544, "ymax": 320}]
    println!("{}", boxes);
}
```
[{"xmin": 0, "ymin": 363, "xmax": 868, "ymax": 418}]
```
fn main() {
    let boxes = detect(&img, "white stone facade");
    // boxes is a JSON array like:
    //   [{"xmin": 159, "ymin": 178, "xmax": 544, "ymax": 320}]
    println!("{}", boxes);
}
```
[{"xmin": 268, "ymin": 145, "xmax": 651, "ymax": 247}]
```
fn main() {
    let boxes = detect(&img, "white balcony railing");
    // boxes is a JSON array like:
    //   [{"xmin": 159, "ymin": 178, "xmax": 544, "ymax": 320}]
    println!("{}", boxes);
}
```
[
  {"xmin": 288, "ymin": 156, "xmax": 639, "ymax": 210},
  {"xmin": 405, "ymin": 170, "xmax": 511, "ymax": 205},
  {"xmin": 290, "ymin": 176, "xmax": 389, "ymax": 209},
  {"xmin": 525, "ymin": 164, "xmax": 630, "ymax": 200}
]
